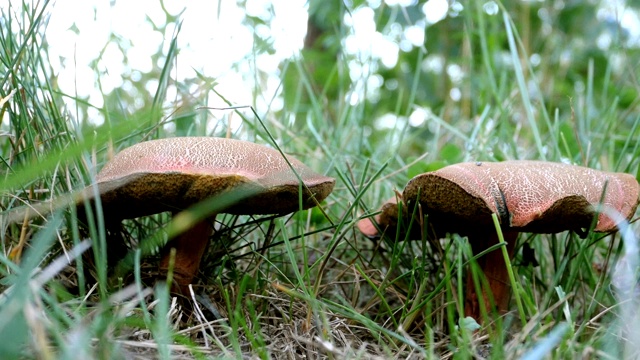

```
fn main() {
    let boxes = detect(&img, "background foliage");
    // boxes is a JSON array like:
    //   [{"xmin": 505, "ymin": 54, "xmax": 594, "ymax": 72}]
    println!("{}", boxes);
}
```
[{"xmin": 2, "ymin": 0, "xmax": 640, "ymax": 358}]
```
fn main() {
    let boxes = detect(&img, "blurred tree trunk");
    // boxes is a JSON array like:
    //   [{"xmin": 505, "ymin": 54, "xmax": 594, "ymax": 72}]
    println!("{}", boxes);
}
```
[
  {"xmin": 283, "ymin": 0, "xmax": 346, "ymax": 126},
  {"xmin": 304, "ymin": 12, "xmax": 324, "ymax": 50}
]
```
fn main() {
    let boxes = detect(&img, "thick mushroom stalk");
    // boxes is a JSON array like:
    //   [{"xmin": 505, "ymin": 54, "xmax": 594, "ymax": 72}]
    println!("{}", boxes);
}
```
[
  {"xmin": 359, "ymin": 160, "xmax": 640, "ymax": 321},
  {"xmin": 82, "ymin": 137, "xmax": 335, "ymax": 293},
  {"xmin": 158, "ymin": 214, "xmax": 216, "ymax": 293},
  {"xmin": 464, "ymin": 229, "xmax": 517, "ymax": 319}
]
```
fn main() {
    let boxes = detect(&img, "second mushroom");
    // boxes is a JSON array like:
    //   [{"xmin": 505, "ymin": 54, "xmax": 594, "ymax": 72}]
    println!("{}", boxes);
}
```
[{"xmin": 359, "ymin": 160, "xmax": 639, "ymax": 320}]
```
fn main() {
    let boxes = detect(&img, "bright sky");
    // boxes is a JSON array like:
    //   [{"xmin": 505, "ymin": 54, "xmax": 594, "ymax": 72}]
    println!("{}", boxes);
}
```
[
  {"xmin": 0, "ymin": 0, "xmax": 458, "ymax": 133},
  {"xmin": 9, "ymin": 0, "xmax": 637, "ymax": 132},
  {"xmin": 29, "ymin": 0, "xmax": 448, "ymax": 128},
  {"xmin": 41, "ymin": 0, "xmax": 309, "ymax": 125}
]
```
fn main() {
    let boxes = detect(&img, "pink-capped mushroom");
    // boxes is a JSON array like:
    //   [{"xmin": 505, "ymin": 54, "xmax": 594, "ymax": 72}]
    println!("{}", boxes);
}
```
[
  {"xmin": 357, "ymin": 195, "xmax": 401, "ymax": 238},
  {"xmin": 84, "ymin": 137, "xmax": 335, "ymax": 293},
  {"xmin": 359, "ymin": 160, "xmax": 639, "ymax": 320}
]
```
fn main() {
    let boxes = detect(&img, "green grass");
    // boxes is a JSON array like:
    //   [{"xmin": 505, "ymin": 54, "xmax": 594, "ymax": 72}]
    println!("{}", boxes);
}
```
[{"xmin": 2, "ymin": 1, "xmax": 640, "ymax": 358}]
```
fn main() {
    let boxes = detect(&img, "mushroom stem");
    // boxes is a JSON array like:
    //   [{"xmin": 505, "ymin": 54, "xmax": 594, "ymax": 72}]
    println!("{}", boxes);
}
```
[
  {"xmin": 464, "ymin": 230, "xmax": 518, "ymax": 320},
  {"xmin": 159, "ymin": 216, "xmax": 215, "ymax": 294}
]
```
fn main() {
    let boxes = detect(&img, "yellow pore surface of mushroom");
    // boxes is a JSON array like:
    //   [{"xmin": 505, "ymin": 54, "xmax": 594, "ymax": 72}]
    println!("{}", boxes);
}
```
[{"xmin": 90, "ymin": 137, "xmax": 335, "ymax": 219}]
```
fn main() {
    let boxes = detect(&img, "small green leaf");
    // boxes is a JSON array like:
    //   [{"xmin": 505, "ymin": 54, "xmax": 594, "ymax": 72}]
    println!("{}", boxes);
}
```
[
  {"xmin": 458, "ymin": 316, "xmax": 481, "ymax": 332},
  {"xmin": 440, "ymin": 143, "xmax": 463, "ymax": 163}
]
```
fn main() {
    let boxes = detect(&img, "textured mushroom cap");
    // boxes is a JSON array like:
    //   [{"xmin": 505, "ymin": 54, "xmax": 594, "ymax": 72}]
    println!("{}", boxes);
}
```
[
  {"xmin": 88, "ymin": 137, "xmax": 335, "ymax": 219},
  {"xmin": 403, "ymin": 160, "xmax": 639, "ymax": 235}
]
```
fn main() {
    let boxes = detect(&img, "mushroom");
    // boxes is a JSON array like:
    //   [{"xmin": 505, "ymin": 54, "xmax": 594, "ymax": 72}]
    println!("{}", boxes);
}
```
[
  {"xmin": 359, "ymin": 160, "xmax": 639, "ymax": 320},
  {"xmin": 82, "ymin": 137, "xmax": 335, "ymax": 293},
  {"xmin": 357, "ymin": 195, "xmax": 401, "ymax": 239}
]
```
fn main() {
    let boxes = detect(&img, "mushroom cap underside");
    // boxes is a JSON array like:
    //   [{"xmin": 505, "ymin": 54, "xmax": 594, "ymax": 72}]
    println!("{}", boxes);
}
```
[
  {"xmin": 403, "ymin": 160, "xmax": 639, "ymax": 234},
  {"xmin": 87, "ymin": 172, "xmax": 334, "ymax": 219},
  {"xmin": 82, "ymin": 137, "xmax": 335, "ymax": 219}
]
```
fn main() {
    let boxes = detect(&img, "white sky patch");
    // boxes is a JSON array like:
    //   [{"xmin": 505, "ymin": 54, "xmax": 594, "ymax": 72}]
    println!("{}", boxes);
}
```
[
  {"xmin": 409, "ymin": 107, "xmax": 429, "ymax": 127},
  {"xmin": 450, "ymin": 1, "xmax": 464, "ymax": 17},
  {"xmin": 446, "ymin": 63, "xmax": 464, "ymax": 83},
  {"xmin": 29, "ymin": 0, "xmax": 309, "ymax": 126},
  {"xmin": 174, "ymin": 2, "xmax": 255, "ymax": 81},
  {"xmin": 343, "ymin": 5, "xmax": 402, "ymax": 105},
  {"xmin": 271, "ymin": 0, "xmax": 308, "ymax": 58},
  {"xmin": 344, "ymin": 6, "xmax": 399, "ymax": 68},
  {"xmin": 6, "ymin": 0, "xmax": 640, "ymax": 128},
  {"xmin": 483, "ymin": 1, "xmax": 499, "ymax": 16},
  {"xmin": 376, "ymin": 34, "xmax": 400, "ymax": 68},
  {"xmin": 246, "ymin": 0, "xmax": 272, "ymax": 19},
  {"xmin": 597, "ymin": 32, "xmax": 612, "ymax": 50},
  {"xmin": 422, "ymin": 54, "xmax": 444, "ymax": 73},
  {"xmin": 404, "ymin": 24, "xmax": 426, "ymax": 47},
  {"xmin": 422, "ymin": 0, "xmax": 449, "ymax": 25},
  {"xmin": 620, "ymin": 9, "xmax": 640, "ymax": 45},
  {"xmin": 384, "ymin": 0, "xmax": 418, "ymax": 6},
  {"xmin": 375, "ymin": 113, "xmax": 404, "ymax": 130},
  {"xmin": 449, "ymin": 87, "xmax": 461, "ymax": 102},
  {"xmin": 530, "ymin": 53, "xmax": 541, "ymax": 67},
  {"xmin": 597, "ymin": 0, "xmax": 640, "ymax": 47}
]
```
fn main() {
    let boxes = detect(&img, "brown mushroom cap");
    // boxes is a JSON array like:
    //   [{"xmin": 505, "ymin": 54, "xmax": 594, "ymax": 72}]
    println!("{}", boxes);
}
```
[
  {"xmin": 358, "ymin": 160, "xmax": 639, "ymax": 321},
  {"xmin": 402, "ymin": 160, "xmax": 639, "ymax": 235},
  {"xmin": 89, "ymin": 137, "xmax": 335, "ymax": 219}
]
